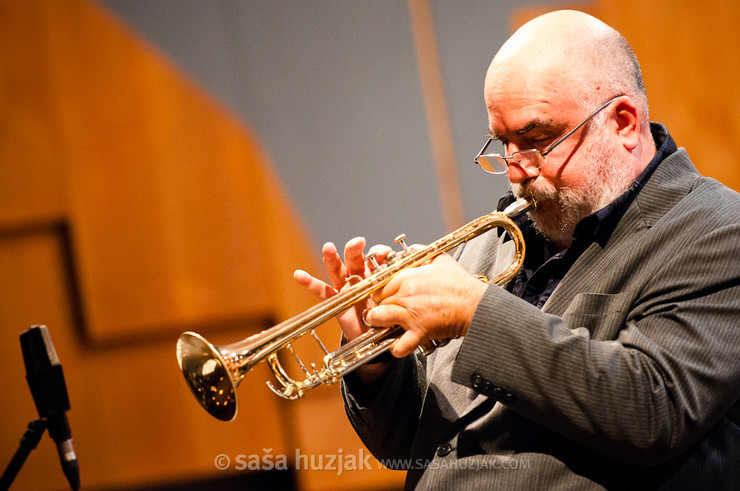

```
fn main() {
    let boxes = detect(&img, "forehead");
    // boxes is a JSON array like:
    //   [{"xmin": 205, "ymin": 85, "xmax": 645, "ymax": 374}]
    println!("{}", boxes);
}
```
[
  {"xmin": 485, "ymin": 81, "xmax": 581, "ymax": 138},
  {"xmin": 486, "ymin": 96, "xmax": 568, "ymax": 139},
  {"xmin": 484, "ymin": 56, "xmax": 583, "ymax": 135}
]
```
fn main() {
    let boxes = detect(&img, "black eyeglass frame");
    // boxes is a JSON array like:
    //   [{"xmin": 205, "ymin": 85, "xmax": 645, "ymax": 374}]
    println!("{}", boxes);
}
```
[{"xmin": 474, "ymin": 95, "xmax": 623, "ymax": 174}]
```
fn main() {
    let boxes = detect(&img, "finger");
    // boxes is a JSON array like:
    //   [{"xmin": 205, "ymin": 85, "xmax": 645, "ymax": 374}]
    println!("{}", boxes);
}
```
[
  {"xmin": 428, "ymin": 252, "xmax": 453, "ymax": 265},
  {"xmin": 370, "ymin": 270, "xmax": 405, "ymax": 304},
  {"xmin": 367, "ymin": 244, "xmax": 394, "ymax": 268},
  {"xmin": 364, "ymin": 305, "xmax": 425, "ymax": 357},
  {"xmin": 322, "ymin": 242, "xmax": 348, "ymax": 288},
  {"xmin": 344, "ymin": 237, "xmax": 367, "ymax": 277},
  {"xmin": 364, "ymin": 303, "xmax": 408, "ymax": 328},
  {"xmin": 413, "ymin": 246, "xmax": 441, "ymax": 266},
  {"xmin": 390, "ymin": 329, "xmax": 425, "ymax": 358},
  {"xmin": 293, "ymin": 269, "xmax": 337, "ymax": 300}
]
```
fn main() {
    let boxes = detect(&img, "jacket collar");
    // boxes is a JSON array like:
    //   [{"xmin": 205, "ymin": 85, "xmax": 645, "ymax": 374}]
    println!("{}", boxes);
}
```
[{"xmin": 629, "ymin": 146, "xmax": 700, "ymax": 229}]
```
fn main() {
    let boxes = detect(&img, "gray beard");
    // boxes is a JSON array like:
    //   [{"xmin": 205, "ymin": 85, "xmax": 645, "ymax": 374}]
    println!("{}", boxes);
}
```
[{"xmin": 511, "ymin": 134, "xmax": 635, "ymax": 245}]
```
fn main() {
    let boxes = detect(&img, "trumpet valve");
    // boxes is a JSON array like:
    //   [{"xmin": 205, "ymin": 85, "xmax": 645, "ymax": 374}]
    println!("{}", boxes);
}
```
[
  {"xmin": 364, "ymin": 252, "xmax": 380, "ymax": 269},
  {"xmin": 394, "ymin": 234, "xmax": 409, "ymax": 252},
  {"xmin": 384, "ymin": 234, "xmax": 409, "ymax": 266}
]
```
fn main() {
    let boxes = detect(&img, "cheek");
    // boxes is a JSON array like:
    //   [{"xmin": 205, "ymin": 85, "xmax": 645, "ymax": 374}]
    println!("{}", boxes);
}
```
[
  {"xmin": 553, "ymin": 135, "xmax": 618, "ymax": 189},
  {"xmin": 537, "ymin": 152, "xmax": 591, "ymax": 190}
]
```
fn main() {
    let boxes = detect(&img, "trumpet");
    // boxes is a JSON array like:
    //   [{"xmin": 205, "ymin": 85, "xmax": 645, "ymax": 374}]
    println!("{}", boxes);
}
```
[{"xmin": 176, "ymin": 198, "xmax": 530, "ymax": 421}]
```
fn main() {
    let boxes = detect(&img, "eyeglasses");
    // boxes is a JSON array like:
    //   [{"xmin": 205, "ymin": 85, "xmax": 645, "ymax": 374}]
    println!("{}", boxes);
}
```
[{"xmin": 474, "ymin": 95, "xmax": 622, "ymax": 174}]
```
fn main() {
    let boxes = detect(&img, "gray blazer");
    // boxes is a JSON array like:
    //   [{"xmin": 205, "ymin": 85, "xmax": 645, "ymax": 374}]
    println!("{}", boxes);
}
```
[{"xmin": 343, "ymin": 147, "xmax": 740, "ymax": 489}]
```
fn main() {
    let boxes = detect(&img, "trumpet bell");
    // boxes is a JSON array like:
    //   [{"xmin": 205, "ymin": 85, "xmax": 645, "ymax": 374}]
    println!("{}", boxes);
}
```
[{"xmin": 176, "ymin": 332, "xmax": 238, "ymax": 421}]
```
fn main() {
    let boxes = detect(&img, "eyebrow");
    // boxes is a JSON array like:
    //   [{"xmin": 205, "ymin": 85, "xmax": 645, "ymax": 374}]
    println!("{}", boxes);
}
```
[{"xmin": 487, "ymin": 118, "xmax": 553, "ymax": 140}]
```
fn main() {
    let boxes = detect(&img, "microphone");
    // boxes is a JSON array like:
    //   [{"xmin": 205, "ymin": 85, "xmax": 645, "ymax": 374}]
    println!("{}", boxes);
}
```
[{"xmin": 20, "ymin": 325, "xmax": 80, "ymax": 491}]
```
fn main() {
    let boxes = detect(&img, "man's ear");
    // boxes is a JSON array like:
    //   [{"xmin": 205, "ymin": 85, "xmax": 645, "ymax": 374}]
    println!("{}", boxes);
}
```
[{"xmin": 612, "ymin": 97, "xmax": 640, "ymax": 151}]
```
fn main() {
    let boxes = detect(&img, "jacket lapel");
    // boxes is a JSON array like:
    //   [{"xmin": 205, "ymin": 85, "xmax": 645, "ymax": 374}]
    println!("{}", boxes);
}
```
[{"xmin": 542, "ymin": 149, "xmax": 699, "ymax": 316}]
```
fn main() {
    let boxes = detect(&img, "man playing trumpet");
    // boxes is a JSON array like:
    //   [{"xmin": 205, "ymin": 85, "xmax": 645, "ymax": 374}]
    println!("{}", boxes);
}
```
[{"xmin": 295, "ymin": 10, "xmax": 740, "ymax": 489}]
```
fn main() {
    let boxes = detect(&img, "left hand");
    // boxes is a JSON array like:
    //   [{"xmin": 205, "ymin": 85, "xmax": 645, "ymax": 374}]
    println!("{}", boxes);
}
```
[{"xmin": 364, "ymin": 253, "xmax": 489, "ymax": 358}]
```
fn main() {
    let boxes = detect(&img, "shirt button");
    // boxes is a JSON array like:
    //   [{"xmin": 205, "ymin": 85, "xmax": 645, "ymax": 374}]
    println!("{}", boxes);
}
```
[
  {"xmin": 436, "ymin": 442, "xmax": 453, "ymax": 457},
  {"xmin": 471, "ymin": 373, "xmax": 483, "ymax": 389}
]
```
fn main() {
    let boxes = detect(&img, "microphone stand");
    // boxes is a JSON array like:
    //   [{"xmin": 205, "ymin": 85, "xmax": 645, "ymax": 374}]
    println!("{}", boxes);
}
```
[
  {"xmin": 10, "ymin": 325, "xmax": 81, "ymax": 490},
  {"xmin": 1, "ymin": 419, "xmax": 47, "ymax": 490}
]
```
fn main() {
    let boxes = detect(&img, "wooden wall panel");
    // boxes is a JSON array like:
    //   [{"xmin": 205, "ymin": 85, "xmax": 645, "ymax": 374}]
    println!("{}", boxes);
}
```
[
  {"xmin": 0, "ymin": 1, "xmax": 67, "ymax": 226},
  {"xmin": 39, "ymin": 0, "xmax": 278, "ymax": 340},
  {"xmin": 0, "ymin": 0, "xmax": 402, "ymax": 489},
  {"xmin": 0, "ymin": 231, "xmax": 77, "ymax": 490},
  {"xmin": 0, "ymin": 228, "xmax": 291, "ymax": 489},
  {"xmin": 592, "ymin": 0, "xmax": 740, "ymax": 191}
]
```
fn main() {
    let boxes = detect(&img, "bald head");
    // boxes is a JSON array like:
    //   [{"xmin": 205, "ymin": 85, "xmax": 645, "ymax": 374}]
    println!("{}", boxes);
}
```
[
  {"xmin": 486, "ymin": 10, "xmax": 648, "ymax": 124},
  {"xmin": 482, "ymin": 11, "xmax": 655, "ymax": 247},
  {"xmin": 495, "ymin": 10, "xmax": 614, "ymax": 60}
]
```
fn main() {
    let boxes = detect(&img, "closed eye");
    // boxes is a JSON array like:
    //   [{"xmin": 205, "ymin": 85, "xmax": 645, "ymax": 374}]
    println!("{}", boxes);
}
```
[{"xmin": 529, "ymin": 135, "xmax": 554, "ymax": 148}]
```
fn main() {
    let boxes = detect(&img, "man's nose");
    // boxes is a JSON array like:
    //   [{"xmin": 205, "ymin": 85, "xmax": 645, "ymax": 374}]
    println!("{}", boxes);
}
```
[{"xmin": 507, "ymin": 160, "xmax": 540, "ymax": 183}]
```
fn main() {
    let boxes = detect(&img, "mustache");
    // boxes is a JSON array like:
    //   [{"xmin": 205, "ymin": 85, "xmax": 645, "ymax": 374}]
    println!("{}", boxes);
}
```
[{"xmin": 511, "ymin": 181, "xmax": 558, "ymax": 205}]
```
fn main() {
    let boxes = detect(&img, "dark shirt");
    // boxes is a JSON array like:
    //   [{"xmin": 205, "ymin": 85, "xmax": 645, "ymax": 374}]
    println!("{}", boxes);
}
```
[{"xmin": 499, "ymin": 122, "xmax": 678, "ymax": 308}]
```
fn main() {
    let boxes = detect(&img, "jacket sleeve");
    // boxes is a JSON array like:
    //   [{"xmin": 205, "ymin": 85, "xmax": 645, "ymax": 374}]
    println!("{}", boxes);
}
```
[
  {"xmin": 451, "ymin": 221, "xmax": 740, "ymax": 466},
  {"xmin": 341, "ymin": 354, "xmax": 427, "ymax": 465}
]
